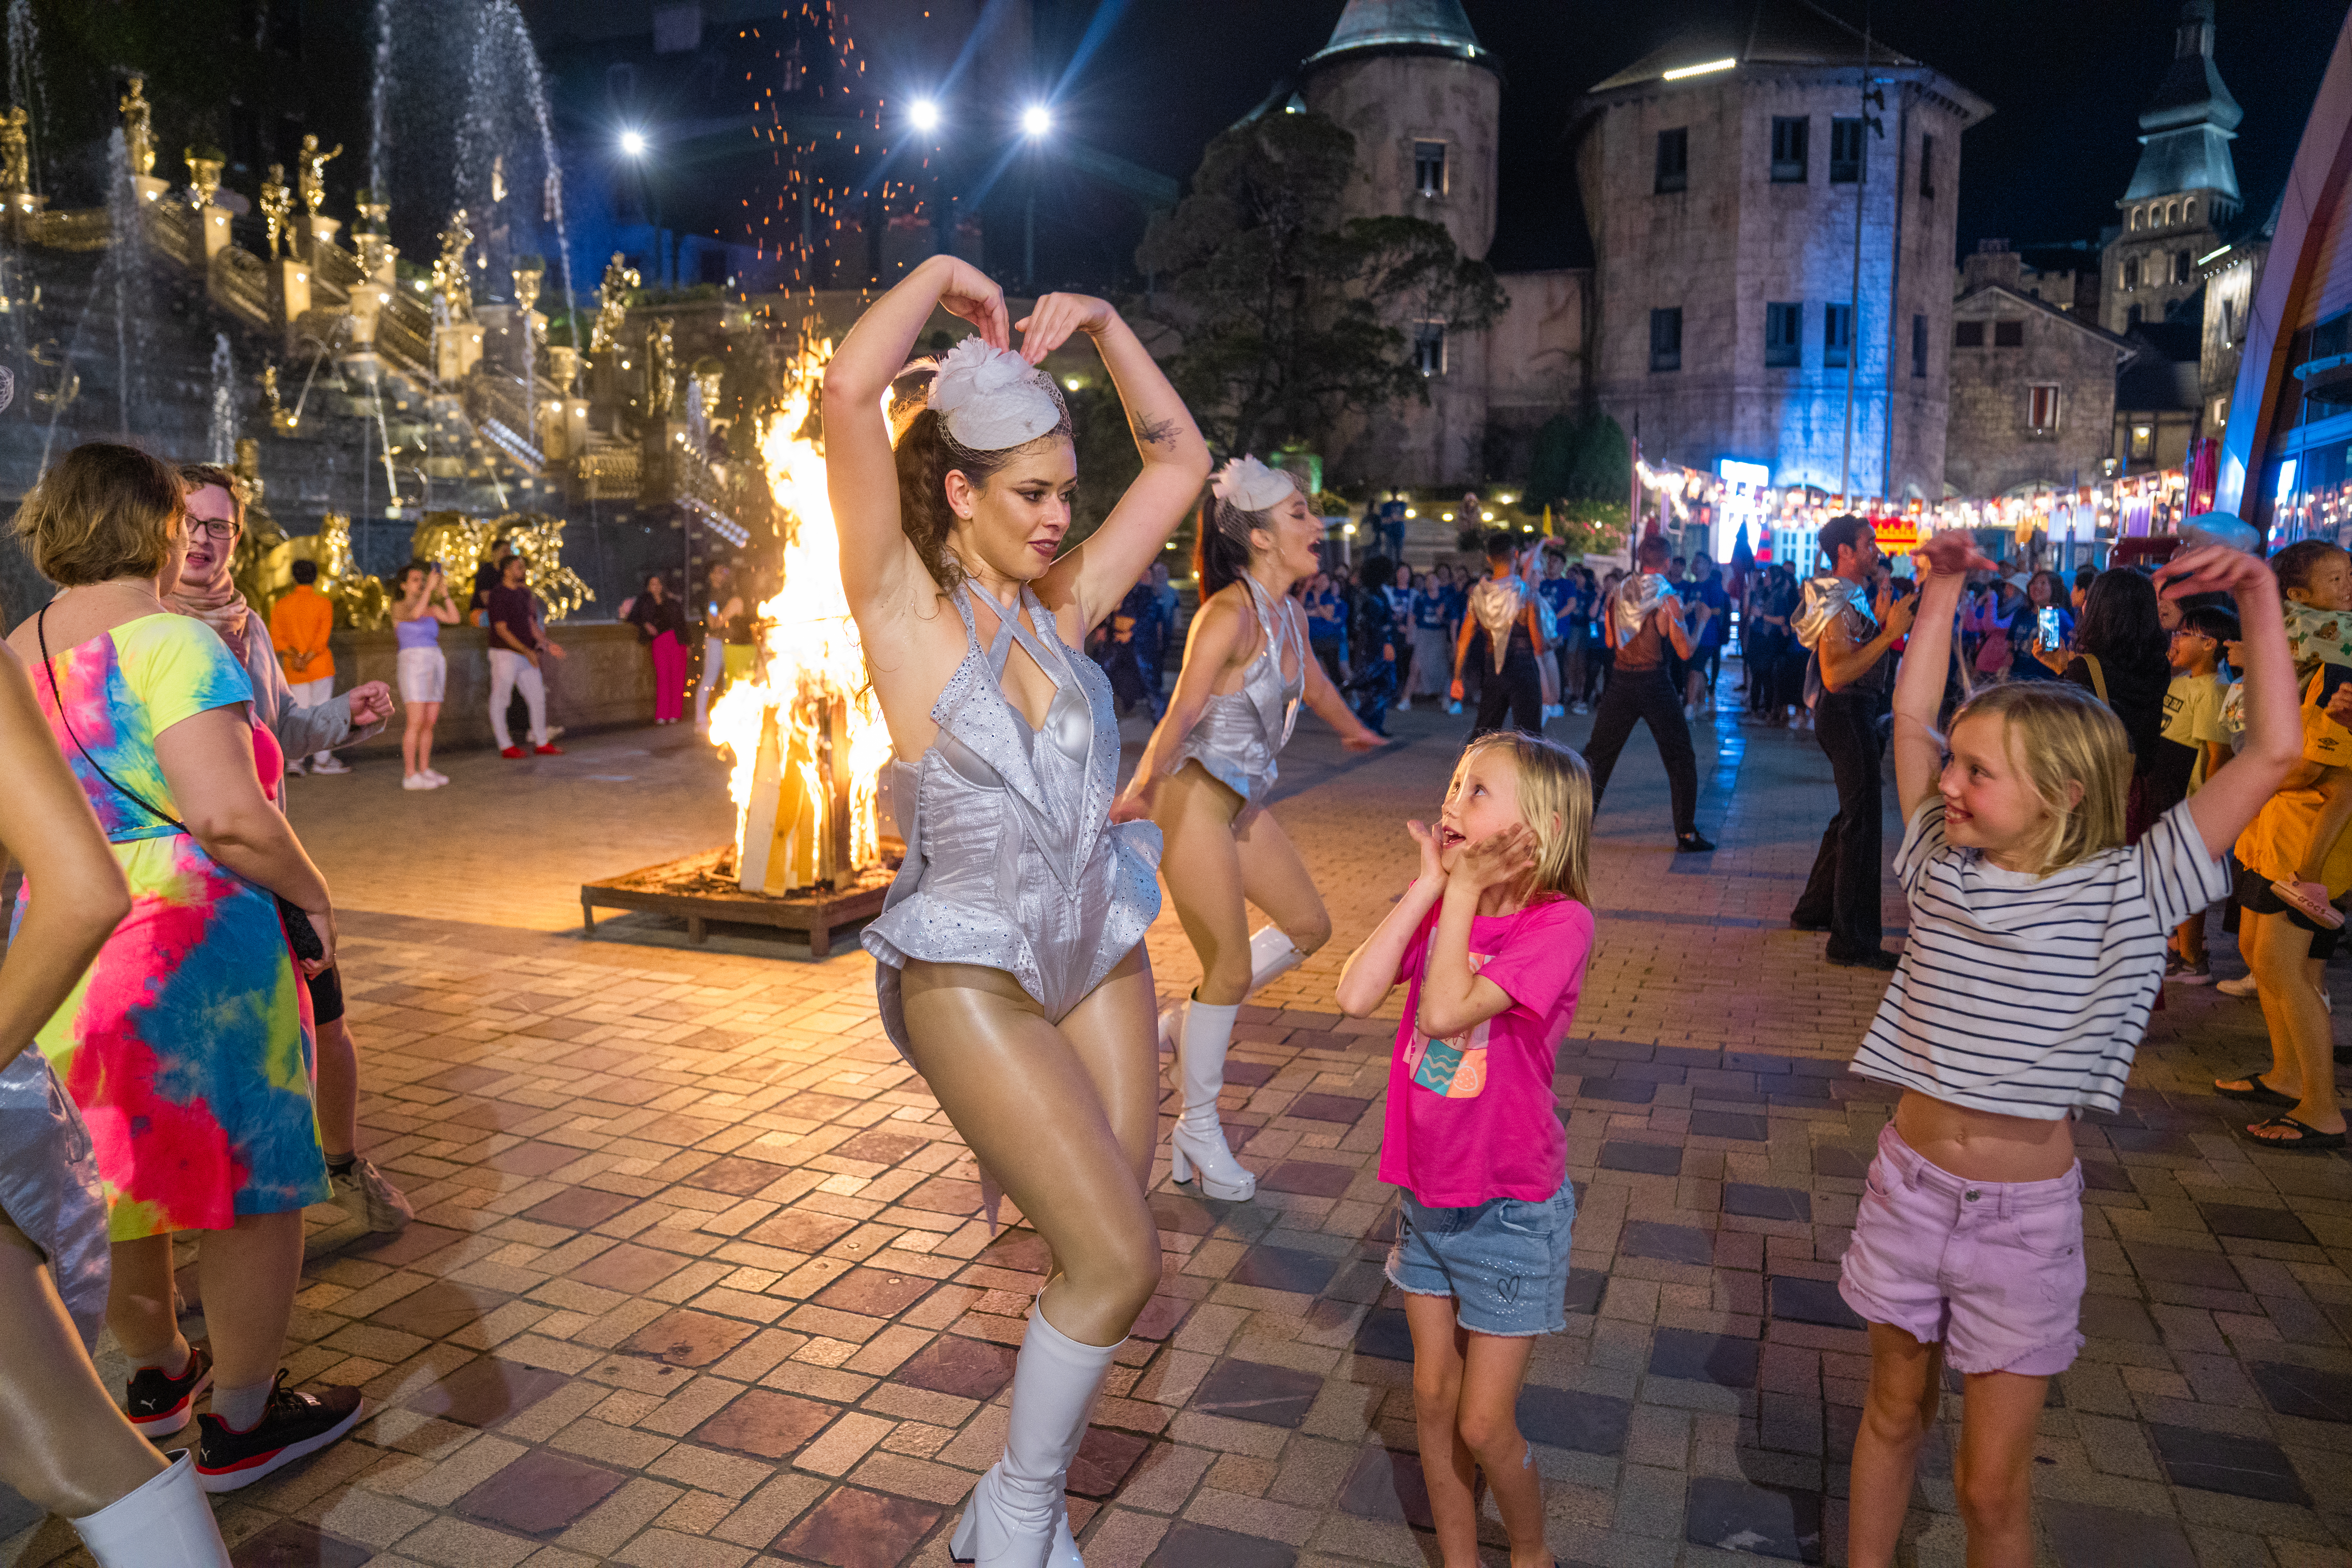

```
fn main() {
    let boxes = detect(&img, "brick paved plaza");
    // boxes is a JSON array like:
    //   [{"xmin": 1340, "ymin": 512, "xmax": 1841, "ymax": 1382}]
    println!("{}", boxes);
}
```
[{"xmin": 6, "ymin": 683, "xmax": 2351, "ymax": 1568}]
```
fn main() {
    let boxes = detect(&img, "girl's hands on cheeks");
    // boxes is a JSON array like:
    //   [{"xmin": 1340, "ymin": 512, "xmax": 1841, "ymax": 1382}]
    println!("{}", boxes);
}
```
[
  {"xmin": 1015, "ymin": 294, "xmax": 1116, "ymax": 362},
  {"xmin": 1405, "ymin": 819, "xmax": 1446, "ymax": 888},
  {"xmin": 1452, "ymin": 823, "xmax": 1535, "ymax": 892}
]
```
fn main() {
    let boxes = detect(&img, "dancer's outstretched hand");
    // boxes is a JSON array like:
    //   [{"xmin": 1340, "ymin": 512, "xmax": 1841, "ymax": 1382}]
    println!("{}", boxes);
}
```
[
  {"xmin": 1110, "ymin": 775, "xmax": 1155, "ymax": 824},
  {"xmin": 2155, "ymin": 542, "xmax": 2276, "ymax": 601},
  {"xmin": 1915, "ymin": 532, "xmax": 1995, "ymax": 578},
  {"xmin": 1343, "ymin": 728, "xmax": 1388, "ymax": 752},
  {"xmin": 1016, "ymin": 294, "xmax": 1115, "ymax": 362}
]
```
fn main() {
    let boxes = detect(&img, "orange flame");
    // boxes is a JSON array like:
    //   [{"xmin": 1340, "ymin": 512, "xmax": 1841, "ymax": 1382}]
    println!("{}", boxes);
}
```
[{"xmin": 709, "ymin": 337, "xmax": 891, "ymax": 885}]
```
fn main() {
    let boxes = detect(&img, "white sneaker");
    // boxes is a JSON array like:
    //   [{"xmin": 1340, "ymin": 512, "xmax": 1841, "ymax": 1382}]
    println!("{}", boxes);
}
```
[
  {"xmin": 423, "ymin": 769, "xmax": 449, "ymax": 785},
  {"xmin": 2215, "ymin": 974, "xmax": 2259, "ymax": 998},
  {"xmin": 1396, "ymin": 697, "xmax": 1412, "ymax": 712},
  {"xmin": 1572, "ymin": 701, "xmax": 1589, "ymax": 715},
  {"xmin": 309, "ymin": 756, "xmax": 351, "ymax": 775},
  {"xmin": 284, "ymin": 759, "xmax": 308, "ymax": 777},
  {"xmin": 403, "ymin": 774, "xmax": 434, "ymax": 790}
]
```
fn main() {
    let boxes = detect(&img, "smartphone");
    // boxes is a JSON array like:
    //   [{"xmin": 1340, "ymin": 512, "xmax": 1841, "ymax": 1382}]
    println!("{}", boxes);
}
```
[{"xmin": 2036, "ymin": 607, "xmax": 2061, "ymax": 652}]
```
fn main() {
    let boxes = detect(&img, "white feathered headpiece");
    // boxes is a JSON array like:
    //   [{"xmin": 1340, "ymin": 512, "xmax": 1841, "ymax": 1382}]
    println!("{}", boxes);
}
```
[
  {"xmin": 926, "ymin": 337, "xmax": 1065, "ymax": 451},
  {"xmin": 1210, "ymin": 455, "xmax": 1298, "ymax": 514}
]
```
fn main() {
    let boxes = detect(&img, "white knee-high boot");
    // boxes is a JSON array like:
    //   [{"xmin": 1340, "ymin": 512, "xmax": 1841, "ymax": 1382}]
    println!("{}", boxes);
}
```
[
  {"xmin": 1245, "ymin": 924, "xmax": 1304, "ymax": 994},
  {"xmin": 1169, "ymin": 998, "xmax": 1253, "ymax": 1200},
  {"xmin": 71, "ymin": 1452, "xmax": 232, "ymax": 1568},
  {"xmin": 949, "ymin": 1307, "xmax": 1121, "ymax": 1567},
  {"xmin": 1157, "ymin": 923, "xmax": 1305, "ymax": 1050}
]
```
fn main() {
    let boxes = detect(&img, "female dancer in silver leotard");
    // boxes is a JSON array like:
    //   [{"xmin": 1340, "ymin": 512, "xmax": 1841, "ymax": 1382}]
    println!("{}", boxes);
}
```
[
  {"xmin": 1113, "ymin": 458, "xmax": 1384, "ymax": 1200},
  {"xmin": 826, "ymin": 256, "xmax": 1207, "ymax": 1568}
]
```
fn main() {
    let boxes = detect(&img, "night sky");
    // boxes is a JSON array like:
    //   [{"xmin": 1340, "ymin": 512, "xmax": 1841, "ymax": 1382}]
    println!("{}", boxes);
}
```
[{"xmin": 1019, "ymin": 0, "xmax": 2343, "ymax": 284}]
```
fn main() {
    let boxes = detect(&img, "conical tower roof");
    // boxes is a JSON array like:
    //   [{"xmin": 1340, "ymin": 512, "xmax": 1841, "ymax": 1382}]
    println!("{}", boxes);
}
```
[
  {"xmin": 1305, "ymin": 0, "xmax": 1491, "ymax": 69},
  {"xmin": 2122, "ymin": 0, "xmax": 2241, "ymax": 201}
]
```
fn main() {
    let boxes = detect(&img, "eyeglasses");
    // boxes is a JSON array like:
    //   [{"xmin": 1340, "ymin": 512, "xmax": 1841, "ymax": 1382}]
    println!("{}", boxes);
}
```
[{"xmin": 187, "ymin": 518, "xmax": 240, "ymax": 541}]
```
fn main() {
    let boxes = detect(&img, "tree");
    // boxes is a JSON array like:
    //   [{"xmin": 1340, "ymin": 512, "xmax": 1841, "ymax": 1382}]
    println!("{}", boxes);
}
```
[
  {"xmin": 1524, "ymin": 408, "xmax": 1631, "ymax": 509},
  {"xmin": 1136, "ymin": 110, "xmax": 1506, "ymax": 461}
]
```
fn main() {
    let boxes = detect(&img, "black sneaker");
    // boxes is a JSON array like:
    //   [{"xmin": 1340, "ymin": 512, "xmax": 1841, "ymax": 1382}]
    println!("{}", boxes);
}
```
[
  {"xmin": 1827, "ymin": 948, "xmax": 1902, "ymax": 972},
  {"xmin": 126, "ymin": 1344, "xmax": 213, "ymax": 1436},
  {"xmin": 1676, "ymin": 831, "xmax": 1716, "ymax": 853},
  {"xmin": 194, "ymin": 1371, "xmax": 363, "ymax": 1492}
]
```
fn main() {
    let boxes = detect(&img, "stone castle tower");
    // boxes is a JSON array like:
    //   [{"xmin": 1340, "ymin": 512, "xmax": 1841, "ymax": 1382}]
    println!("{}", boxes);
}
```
[
  {"xmin": 1300, "ymin": 0, "xmax": 1502, "ymax": 489},
  {"xmin": 2102, "ymin": 0, "xmax": 2242, "ymax": 335}
]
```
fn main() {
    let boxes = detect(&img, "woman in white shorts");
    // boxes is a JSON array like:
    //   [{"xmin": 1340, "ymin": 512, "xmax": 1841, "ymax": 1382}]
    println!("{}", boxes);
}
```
[{"xmin": 391, "ymin": 561, "xmax": 458, "ymax": 790}]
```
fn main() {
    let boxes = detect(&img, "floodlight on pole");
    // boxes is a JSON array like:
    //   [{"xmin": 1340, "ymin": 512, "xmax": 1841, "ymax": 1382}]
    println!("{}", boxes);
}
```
[
  {"xmin": 909, "ymin": 99, "xmax": 940, "ymax": 132},
  {"xmin": 1021, "ymin": 104, "xmax": 1052, "ymax": 138},
  {"xmin": 619, "ymin": 128, "xmax": 648, "ymax": 157}
]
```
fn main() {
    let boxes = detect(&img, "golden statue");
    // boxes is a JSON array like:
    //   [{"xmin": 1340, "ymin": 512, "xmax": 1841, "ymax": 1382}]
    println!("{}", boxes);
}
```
[
  {"xmin": 590, "ymin": 251, "xmax": 637, "ymax": 353},
  {"xmin": 645, "ymin": 316, "xmax": 676, "ymax": 417},
  {"xmin": 258, "ymin": 362, "xmax": 283, "ymax": 419},
  {"xmin": 0, "ymin": 106, "xmax": 29, "ymax": 195},
  {"xmin": 411, "ymin": 510, "xmax": 594, "ymax": 623},
  {"xmin": 118, "ymin": 76, "xmax": 153, "ymax": 179},
  {"xmin": 257, "ymin": 163, "xmax": 292, "ymax": 259},
  {"xmin": 297, "ymin": 133, "xmax": 341, "ymax": 217},
  {"xmin": 431, "ymin": 208, "xmax": 474, "ymax": 318}
]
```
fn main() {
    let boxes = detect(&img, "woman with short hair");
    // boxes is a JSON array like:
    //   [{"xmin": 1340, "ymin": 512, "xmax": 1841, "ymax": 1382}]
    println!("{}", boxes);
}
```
[{"xmin": 5, "ymin": 443, "xmax": 362, "ymax": 1490}]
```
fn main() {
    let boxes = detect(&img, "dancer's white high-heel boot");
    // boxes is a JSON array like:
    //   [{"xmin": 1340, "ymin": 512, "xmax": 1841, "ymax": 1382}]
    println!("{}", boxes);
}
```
[
  {"xmin": 1157, "ymin": 925, "xmax": 1303, "ymax": 1050},
  {"xmin": 71, "ymin": 1451, "xmax": 232, "ymax": 1568},
  {"xmin": 949, "ymin": 1308, "xmax": 1122, "ymax": 1567},
  {"xmin": 1169, "ymin": 998, "xmax": 1253, "ymax": 1200},
  {"xmin": 1244, "ymin": 924, "xmax": 1304, "ymax": 996}
]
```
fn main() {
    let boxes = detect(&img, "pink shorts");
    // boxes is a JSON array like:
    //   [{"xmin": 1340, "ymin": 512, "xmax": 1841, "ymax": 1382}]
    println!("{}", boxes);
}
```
[{"xmin": 1837, "ymin": 1124, "xmax": 2086, "ymax": 1377}]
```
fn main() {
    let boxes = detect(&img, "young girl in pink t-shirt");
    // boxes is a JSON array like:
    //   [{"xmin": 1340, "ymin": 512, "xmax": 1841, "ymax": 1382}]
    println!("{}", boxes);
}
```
[{"xmin": 1337, "ymin": 732, "xmax": 1595, "ymax": 1568}]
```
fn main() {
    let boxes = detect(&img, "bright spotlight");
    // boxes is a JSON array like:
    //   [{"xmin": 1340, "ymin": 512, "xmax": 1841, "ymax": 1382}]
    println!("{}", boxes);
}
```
[
  {"xmin": 1021, "ymin": 104, "xmax": 1052, "ymax": 137},
  {"xmin": 619, "ymin": 129, "xmax": 648, "ymax": 157},
  {"xmin": 909, "ymin": 99, "xmax": 940, "ymax": 132}
]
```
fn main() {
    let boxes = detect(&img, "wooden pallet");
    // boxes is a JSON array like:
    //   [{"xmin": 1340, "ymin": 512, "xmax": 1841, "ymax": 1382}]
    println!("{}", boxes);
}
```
[{"xmin": 580, "ymin": 847, "xmax": 894, "ymax": 959}]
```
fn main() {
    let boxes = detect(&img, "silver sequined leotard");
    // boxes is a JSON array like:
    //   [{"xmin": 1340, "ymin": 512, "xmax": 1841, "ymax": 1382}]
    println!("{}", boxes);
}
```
[
  {"xmin": 1169, "ymin": 574, "xmax": 1306, "ymax": 812},
  {"xmin": 864, "ymin": 586, "xmax": 1162, "ymax": 1055}
]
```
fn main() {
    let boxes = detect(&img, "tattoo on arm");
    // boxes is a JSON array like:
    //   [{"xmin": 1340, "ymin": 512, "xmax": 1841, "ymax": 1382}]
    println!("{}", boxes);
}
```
[{"xmin": 1130, "ymin": 412, "xmax": 1178, "ymax": 448}]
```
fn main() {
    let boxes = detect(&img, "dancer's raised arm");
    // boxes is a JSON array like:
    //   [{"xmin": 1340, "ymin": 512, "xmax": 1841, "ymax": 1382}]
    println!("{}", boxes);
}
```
[
  {"xmin": 823, "ymin": 256, "xmax": 1010, "ymax": 624},
  {"xmin": 1023, "ymin": 296, "xmax": 1208, "ymax": 634}
]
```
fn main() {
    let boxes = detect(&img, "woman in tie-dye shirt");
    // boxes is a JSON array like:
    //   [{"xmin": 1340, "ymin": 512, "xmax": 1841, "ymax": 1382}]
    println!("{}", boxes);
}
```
[{"xmin": 6, "ymin": 443, "xmax": 361, "ymax": 1488}]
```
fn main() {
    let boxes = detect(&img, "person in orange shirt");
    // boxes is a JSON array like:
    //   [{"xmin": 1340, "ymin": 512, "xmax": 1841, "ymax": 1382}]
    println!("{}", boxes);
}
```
[{"xmin": 267, "ymin": 561, "xmax": 344, "ymax": 775}]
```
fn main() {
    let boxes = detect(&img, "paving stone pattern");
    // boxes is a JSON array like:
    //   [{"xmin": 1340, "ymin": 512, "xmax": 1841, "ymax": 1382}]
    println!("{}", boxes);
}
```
[{"xmin": 4, "ymin": 688, "xmax": 2351, "ymax": 1568}]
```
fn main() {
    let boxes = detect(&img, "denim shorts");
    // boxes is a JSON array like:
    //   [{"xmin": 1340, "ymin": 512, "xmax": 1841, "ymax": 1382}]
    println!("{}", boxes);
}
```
[{"xmin": 1385, "ymin": 1181, "xmax": 1577, "ymax": 1337}]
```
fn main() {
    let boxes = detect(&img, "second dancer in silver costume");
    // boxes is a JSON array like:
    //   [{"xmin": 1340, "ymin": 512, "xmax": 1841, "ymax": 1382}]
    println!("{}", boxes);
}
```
[{"xmin": 1113, "ymin": 457, "xmax": 1385, "ymax": 1200}]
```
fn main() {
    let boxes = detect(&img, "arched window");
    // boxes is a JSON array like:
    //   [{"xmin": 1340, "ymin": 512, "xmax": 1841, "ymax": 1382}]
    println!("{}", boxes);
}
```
[
  {"xmin": 2184, "ymin": 198, "xmax": 2197, "ymax": 224},
  {"xmin": 2123, "ymin": 257, "xmax": 2139, "ymax": 290},
  {"xmin": 2130, "ymin": 207, "xmax": 2144, "ymax": 231}
]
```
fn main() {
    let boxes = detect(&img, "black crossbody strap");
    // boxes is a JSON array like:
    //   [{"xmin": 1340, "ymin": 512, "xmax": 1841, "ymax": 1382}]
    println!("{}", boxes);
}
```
[{"xmin": 36, "ymin": 603, "xmax": 185, "ymax": 835}]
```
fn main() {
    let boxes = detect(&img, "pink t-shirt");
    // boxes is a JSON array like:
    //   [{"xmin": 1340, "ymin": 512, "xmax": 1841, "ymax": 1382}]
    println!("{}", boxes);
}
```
[{"xmin": 1378, "ymin": 895, "xmax": 1594, "ymax": 1208}]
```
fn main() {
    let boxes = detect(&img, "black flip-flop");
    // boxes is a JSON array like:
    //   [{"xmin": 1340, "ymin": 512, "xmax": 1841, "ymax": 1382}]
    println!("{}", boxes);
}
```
[
  {"xmin": 2242, "ymin": 1115, "xmax": 2348, "ymax": 1152},
  {"xmin": 2214, "ymin": 1072, "xmax": 2297, "ymax": 1107}
]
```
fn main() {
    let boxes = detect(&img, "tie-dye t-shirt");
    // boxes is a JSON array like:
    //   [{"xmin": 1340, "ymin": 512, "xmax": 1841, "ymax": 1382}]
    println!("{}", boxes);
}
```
[
  {"xmin": 1380, "ymin": 895, "xmax": 1593, "ymax": 1208},
  {"xmin": 21, "ymin": 612, "xmax": 325, "ymax": 1240}
]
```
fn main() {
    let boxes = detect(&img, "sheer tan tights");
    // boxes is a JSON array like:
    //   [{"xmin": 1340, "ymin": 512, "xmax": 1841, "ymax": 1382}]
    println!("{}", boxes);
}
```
[
  {"xmin": 1152, "ymin": 762, "xmax": 1330, "ymax": 1009},
  {"xmin": 901, "ymin": 946, "xmax": 1163, "ymax": 1348},
  {"xmin": 0, "ymin": 1220, "xmax": 167, "ymax": 1519}
]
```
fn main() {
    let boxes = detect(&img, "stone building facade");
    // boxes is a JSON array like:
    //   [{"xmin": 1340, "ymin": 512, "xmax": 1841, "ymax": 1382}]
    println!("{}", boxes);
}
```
[
  {"xmin": 1300, "ymin": 2, "xmax": 1504, "ymax": 488},
  {"xmin": 2100, "ymin": 1, "xmax": 2241, "ymax": 335},
  {"xmin": 1570, "ymin": 6, "xmax": 1987, "ymax": 501},
  {"xmin": 1944, "ymin": 249, "xmax": 2135, "ymax": 497}
]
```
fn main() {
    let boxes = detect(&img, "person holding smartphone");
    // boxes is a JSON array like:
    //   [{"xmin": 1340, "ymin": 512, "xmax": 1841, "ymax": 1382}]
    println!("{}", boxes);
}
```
[{"xmin": 2006, "ymin": 570, "xmax": 2072, "ymax": 683}]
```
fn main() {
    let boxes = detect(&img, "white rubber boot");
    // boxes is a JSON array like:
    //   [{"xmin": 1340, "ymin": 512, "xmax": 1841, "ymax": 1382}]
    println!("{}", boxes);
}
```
[
  {"xmin": 1155, "ymin": 994, "xmax": 1189, "ymax": 1055},
  {"xmin": 1169, "ymin": 999, "xmax": 1254, "ymax": 1200},
  {"xmin": 1245, "ymin": 925, "xmax": 1303, "ymax": 995},
  {"xmin": 948, "ymin": 1308, "xmax": 1121, "ymax": 1567},
  {"xmin": 71, "ymin": 1451, "xmax": 232, "ymax": 1568}
]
